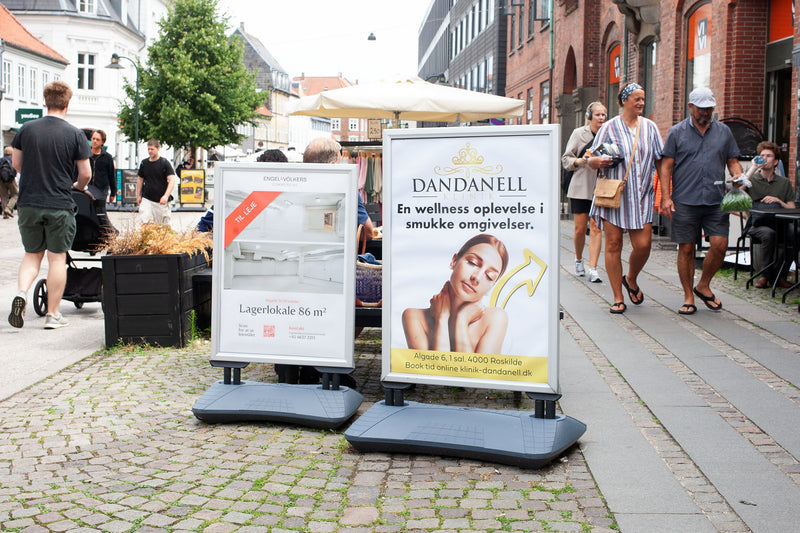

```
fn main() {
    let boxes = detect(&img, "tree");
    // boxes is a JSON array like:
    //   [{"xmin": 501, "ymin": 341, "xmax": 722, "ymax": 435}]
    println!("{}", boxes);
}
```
[{"xmin": 116, "ymin": 0, "xmax": 264, "ymax": 158}]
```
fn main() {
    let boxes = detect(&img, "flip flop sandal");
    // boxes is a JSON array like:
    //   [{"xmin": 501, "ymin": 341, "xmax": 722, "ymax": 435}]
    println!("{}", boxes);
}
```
[
  {"xmin": 621, "ymin": 276, "xmax": 644, "ymax": 305},
  {"xmin": 678, "ymin": 304, "xmax": 697, "ymax": 315},
  {"xmin": 693, "ymin": 287, "xmax": 722, "ymax": 311},
  {"xmin": 610, "ymin": 302, "xmax": 626, "ymax": 314}
]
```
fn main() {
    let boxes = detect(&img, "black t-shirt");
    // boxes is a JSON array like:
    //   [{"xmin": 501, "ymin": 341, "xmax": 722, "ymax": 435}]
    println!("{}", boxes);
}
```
[
  {"xmin": 12, "ymin": 115, "xmax": 91, "ymax": 210},
  {"xmin": 138, "ymin": 157, "xmax": 175, "ymax": 203},
  {"xmin": 89, "ymin": 150, "xmax": 117, "ymax": 200}
]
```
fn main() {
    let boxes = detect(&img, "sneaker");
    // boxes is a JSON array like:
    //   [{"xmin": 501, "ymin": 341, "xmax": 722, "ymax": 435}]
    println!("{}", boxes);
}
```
[
  {"xmin": 575, "ymin": 260, "xmax": 585, "ymax": 277},
  {"xmin": 44, "ymin": 313, "xmax": 69, "ymax": 329},
  {"xmin": 8, "ymin": 295, "xmax": 25, "ymax": 328},
  {"xmin": 588, "ymin": 268, "xmax": 602, "ymax": 283}
]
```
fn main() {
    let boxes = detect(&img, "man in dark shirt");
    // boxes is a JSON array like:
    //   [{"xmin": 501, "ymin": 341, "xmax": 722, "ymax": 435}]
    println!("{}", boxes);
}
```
[
  {"xmin": 9, "ymin": 81, "xmax": 91, "ymax": 329},
  {"xmin": 743, "ymin": 141, "xmax": 796, "ymax": 288},
  {"xmin": 136, "ymin": 139, "xmax": 176, "ymax": 224}
]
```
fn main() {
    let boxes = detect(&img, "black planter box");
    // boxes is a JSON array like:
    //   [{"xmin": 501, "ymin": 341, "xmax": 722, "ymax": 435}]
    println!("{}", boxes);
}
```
[{"xmin": 102, "ymin": 252, "xmax": 210, "ymax": 347}]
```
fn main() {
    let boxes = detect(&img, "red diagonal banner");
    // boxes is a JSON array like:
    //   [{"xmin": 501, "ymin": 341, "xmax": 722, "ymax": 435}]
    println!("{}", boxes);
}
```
[{"xmin": 224, "ymin": 191, "xmax": 281, "ymax": 248}]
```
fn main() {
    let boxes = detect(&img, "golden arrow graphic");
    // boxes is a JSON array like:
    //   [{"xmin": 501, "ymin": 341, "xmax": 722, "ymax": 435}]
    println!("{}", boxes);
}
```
[{"xmin": 489, "ymin": 249, "xmax": 547, "ymax": 309}]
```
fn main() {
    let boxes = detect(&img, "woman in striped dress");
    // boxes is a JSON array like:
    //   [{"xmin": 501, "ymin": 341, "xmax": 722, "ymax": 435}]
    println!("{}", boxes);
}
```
[{"xmin": 587, "ymin": 83, "xmax": 664, "ymax": 314}]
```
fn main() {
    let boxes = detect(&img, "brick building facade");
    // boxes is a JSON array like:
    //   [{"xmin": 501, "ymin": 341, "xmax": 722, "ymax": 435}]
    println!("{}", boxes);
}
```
[{"xmin": 502, "ymin": 0, "xmax": 797, "ymax": 186}]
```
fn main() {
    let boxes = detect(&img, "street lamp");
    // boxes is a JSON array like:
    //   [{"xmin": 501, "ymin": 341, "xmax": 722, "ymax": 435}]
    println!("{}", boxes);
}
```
[{"xmin": 105, "ymin": 53, "xmax": 140, "ymax": 165}]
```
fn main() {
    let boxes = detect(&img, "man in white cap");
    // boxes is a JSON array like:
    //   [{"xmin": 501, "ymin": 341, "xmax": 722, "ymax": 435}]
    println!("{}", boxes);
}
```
[{"xmin": 659, "ymin": 87, "xmax": 744, "ymax": 315}]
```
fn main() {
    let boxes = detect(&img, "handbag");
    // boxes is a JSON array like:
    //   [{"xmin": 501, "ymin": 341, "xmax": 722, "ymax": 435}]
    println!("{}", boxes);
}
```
[
  {"xmin": 593, "ymin": 118, "xmax": 641, "ymax": 209},
  {"xmin": 355, "ymin": 224, "xmax": 382, "ymax": 307}
]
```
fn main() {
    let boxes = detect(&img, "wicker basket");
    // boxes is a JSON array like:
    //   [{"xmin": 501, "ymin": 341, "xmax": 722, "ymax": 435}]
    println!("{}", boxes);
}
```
[{"xmin": 356, "ymin": 261, "xmax": 382, "ymax": 307}]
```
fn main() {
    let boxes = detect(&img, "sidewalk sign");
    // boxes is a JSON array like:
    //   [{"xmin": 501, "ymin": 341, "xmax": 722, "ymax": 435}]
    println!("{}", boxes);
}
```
[
  {"xmin": 345, "ymin": 126, "xmax": 585, "ymax": 467},
  {"xmin": 192, "ymin": 162, "xmax": 362, "ymax": 428},
  {"xmin": 178, "ymin": 169, "xmax": 206, "ymax": 205}
]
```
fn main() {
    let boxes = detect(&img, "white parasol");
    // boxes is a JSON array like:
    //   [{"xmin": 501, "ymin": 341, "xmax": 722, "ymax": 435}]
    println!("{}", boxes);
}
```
[{"xmin": 288, "ymin": 76, "xmax": 525, "ymax": 123}]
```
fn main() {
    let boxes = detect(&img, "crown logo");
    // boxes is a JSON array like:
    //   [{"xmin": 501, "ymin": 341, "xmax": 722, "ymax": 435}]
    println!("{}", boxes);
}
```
[
  {"xmin": 434, "ymin": 143, "xmax": 502, "ymax": 179},
  {"xmin": 452, "ymin": 143, "xmax": 484, "ymax": 166}
]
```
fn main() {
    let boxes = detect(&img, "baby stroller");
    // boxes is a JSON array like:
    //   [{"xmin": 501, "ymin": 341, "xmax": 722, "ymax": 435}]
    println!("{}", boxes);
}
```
[{"xmin": 33, "ymin": 189, "xmax": 113, "ymax": 316}]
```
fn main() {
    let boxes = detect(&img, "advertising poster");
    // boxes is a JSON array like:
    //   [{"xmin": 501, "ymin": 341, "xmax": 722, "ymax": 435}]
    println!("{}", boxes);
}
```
[
  {"xmin": 179, "ymin": 169, "xmax": 206, "ymax": 204},
  {"xmin": 121, "ymin": 170, "xmax": 138, "ymax": 206},
  {"xmin": 211, "ymin": 163, "xmax": 357, "ymax": 368},
  {"xmin": 384, "ymin": 126, "xmax": 560, "ymax": 394}
]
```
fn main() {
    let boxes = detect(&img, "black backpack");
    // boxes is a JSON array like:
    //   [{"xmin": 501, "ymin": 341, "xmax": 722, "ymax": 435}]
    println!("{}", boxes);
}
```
[{"xmin": 0, "ymin": 158, "xmax": 15, "ymax": 183}]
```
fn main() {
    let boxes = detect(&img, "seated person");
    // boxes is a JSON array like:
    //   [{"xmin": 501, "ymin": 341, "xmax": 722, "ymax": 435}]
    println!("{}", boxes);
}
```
[{"xmin": 743, "ymin": 141, "xmax": 797, "ymax": 288}]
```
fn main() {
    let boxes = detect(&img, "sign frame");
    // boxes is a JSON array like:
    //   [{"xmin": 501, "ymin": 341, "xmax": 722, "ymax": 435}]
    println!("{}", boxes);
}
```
[
  {"xmin": 382, "ymin": 125, "xmax": 561, "ymax": 395},
  {"xmin": 210, "ymin": 162, "xmax": 358, "ymax": 368}
]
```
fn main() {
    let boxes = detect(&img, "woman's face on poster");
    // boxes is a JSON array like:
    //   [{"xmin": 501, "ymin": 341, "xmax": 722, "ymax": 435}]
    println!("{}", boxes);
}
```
[{"xmin": 449, "ymin": 243, "xmax": 504, "ymax": 302}]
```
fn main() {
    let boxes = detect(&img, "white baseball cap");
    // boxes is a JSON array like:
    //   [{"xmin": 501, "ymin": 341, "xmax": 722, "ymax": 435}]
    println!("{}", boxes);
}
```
[{"xmin": 689, "ymin": 87, "xmax": 716, "ymax": 108}]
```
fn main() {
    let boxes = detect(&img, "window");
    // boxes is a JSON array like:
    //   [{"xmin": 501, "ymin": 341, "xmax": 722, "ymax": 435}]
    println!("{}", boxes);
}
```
[
  {"xmin": 77, "ymin": 53, "xmax": 95, "ymax": 90},
  {"xmin": 527, "ymin": 88, "xmax": 534, "ymax": 123},
  {"xmin": 518, "ymin": 7, "xmax": 524, "ymax": 47},
  {"xmin": 686, "ymin": 2, "xmax": 711, "ymax": 106},
  {"xmin": 517, "ymin": 93, "xmax": 523, "ymax": 124},
  {"xmin": 642, "ymin": 40, "xmax": 656, "ymax": 118},
  {"xmin": 78, "ymin": 0, "xmax": 96, "ymax": 13},
  {"xmin": 486, "ymin": 56, "xmax": 494, "ymax": 93},
  {"xmin": 348, "ymin": 135, "xmax": 359, "ymax": 142},
  {"xmin": 42, "ymin": 70, "xmax": 50, "ymax": 88},
  {"xmin": 18, "ymin": 65, "xmax": 26, "ymax": 101},
  {"xmin": 349, "ymin": 118, "xmax": 359, "ymax": 131},
  {"xmin": 28, "ymin": 67, "xmax": 38, "ymax": 102},
  {"xmin": 331, "ymin": 118, "xmax": 341, "ymax": 130},
  {"xmin": 2, "ymin": 60, "xmax": 11, "ymax": 99},
  {"xmin": 539, "ymin": 80, "xmax": 550, "ymax": 124},
  {"xmin": 509, "ymin": 14, "xmax": 515, "ymax": 53}
]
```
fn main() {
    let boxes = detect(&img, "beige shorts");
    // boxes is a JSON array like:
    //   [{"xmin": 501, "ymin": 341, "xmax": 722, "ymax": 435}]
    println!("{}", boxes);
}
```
[{"xmin": 138, "ymin": 197, "xmax": 172, "ymax": 225}]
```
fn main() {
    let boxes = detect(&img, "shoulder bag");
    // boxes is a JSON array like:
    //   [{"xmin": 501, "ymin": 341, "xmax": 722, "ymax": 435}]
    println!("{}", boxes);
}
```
[{"xmin": 593, "ymin": 119, "xmax": 641, "ymax": 209}]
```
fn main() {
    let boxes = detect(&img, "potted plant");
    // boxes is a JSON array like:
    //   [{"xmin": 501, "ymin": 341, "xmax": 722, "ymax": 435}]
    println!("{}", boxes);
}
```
[{"xmin": 100, "ymin": 223, "xmax": 212, "ymax": 347}]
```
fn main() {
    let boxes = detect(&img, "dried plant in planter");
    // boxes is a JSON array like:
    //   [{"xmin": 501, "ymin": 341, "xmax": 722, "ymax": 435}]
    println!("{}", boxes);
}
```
[{"xmin": 99, "ymin": 222, "xmax": 213, "ymax": 262}]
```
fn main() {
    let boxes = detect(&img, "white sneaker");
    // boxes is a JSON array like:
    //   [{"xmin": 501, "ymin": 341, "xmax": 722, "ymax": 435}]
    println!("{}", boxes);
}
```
[
  {"xmin": 589, "ymin": 268, "xmax": 602, "ymax": 283},
  {"xmin": 44, "ymin": 313, "xmax": 69, "ymax": 329},
  {"xmin": 575, "ymin": 260, "xmax": 585, "ymax": 276}
]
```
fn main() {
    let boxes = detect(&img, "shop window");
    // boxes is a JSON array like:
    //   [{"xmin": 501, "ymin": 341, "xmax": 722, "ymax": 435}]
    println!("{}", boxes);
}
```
[
  {"xmin": 686, "ymin": 2, "xmax": 711, "ymax": 103},
  {"xmin": 607, "ymin": 43, "xmax": 621, "ymax": 117}
]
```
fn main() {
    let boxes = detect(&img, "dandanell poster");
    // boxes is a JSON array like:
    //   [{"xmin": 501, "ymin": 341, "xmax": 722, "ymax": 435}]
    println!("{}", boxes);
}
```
[
  {"xmin": 384, "ymin": 126, "xmax": 560, "ymax": 393},
  {"xmin": 211, "ymin": 163, "xmax": 357, "ymax": 368}
]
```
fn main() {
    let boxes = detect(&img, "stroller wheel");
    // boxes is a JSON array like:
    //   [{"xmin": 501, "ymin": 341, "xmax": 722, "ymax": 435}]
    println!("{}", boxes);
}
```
[
  {"xmin": 74, "ymin": 301, "xmax": 84, "ymax": 309},
  {"xmin": 33, "ymin": 279, "xmax": 48, "ymax": 316}
]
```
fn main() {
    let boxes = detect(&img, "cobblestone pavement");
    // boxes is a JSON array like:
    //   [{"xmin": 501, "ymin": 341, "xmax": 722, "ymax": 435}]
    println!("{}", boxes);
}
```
[
  {"xmin": 0, "ymin": 328, "xmax": 616, "ymax": 533},
  {"xmin": 2, "ymin": 216, "xmax": 799, "ymax": 532}
]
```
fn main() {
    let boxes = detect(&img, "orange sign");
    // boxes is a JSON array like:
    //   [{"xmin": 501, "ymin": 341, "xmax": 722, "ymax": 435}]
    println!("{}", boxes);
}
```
[{"xmin": 223, "ymin": 191, "xmax": 281, "ymax": 247}]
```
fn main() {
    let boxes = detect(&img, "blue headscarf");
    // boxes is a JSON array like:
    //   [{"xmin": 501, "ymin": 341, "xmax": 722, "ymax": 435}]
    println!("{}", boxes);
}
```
[{"xmin": 620, "ymin": 83, "xmax": 643, "ymax": 103}]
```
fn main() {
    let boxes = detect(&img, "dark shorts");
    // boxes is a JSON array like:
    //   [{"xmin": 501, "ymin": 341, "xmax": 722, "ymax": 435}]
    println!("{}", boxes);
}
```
[
  {"xmin": 670, "ymin": 202, "xmax": 730, "ymax": 244},
  {"xmin": 18, "ymin": 206, "xmax": 77, "ymax": 254},
  {"xmin": 570, "ymin": 198, "xmax": 593, "ymax": 214}
]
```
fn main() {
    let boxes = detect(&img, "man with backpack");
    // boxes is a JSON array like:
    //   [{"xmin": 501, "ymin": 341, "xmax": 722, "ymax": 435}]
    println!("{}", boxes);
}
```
[{"xmin": 0, "ymin": 145, "xmax": 18, "ymax": 219}]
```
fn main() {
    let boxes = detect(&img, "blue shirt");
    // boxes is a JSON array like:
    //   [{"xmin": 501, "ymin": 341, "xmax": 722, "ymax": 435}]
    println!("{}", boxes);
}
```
[
  {"xmin": 357, "ymin": 196, "xmax": 368, "ymax": 225},
  {"xmin": 662, "ymin": 117, "xmax": 739, "ymax": 206}
]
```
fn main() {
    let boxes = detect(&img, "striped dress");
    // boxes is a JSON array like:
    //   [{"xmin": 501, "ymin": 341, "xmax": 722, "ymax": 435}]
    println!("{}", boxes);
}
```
[{"xmin": 589, "ymin": 116, "xmax": 663, "ymax": 230}]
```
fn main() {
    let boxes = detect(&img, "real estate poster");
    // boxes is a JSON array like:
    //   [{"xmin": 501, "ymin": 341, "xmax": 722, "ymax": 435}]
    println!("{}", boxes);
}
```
[
  {"xmin": 383, "ymin": 126, "xmax": 560, "ymax": 394},
  {"xmin": 211, "ymin": 163, "xmax": 357, "ymax": 368}
]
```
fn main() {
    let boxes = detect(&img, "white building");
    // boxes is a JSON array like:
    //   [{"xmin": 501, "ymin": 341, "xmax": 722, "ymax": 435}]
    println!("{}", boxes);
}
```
[
  {"xmin": 0, "ymin": 4, "xmax": 69, "ymax": 150},
  {"xmin": 4, "ymin": 0, "xmax": 169, "ymax": 170}
]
